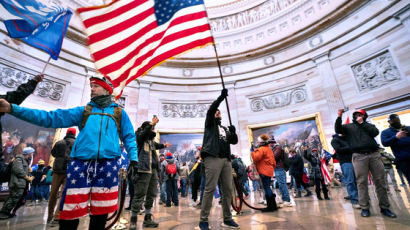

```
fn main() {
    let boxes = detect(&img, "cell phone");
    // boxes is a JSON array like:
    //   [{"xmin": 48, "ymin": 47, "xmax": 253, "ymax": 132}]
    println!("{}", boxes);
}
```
[{"xmin": 153, "ymin": 115, "xmax": 157, "ymax": 118}]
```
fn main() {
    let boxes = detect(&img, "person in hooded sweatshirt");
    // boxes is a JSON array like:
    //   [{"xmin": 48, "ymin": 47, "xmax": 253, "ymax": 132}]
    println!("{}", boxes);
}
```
[
  {"xmin": 161, "ymin": 152, "xmax": 180, "ymax": 207},
  {"xmin": 335, "ymin": 109, "xmax": 396, "ymax": 218},
  {"xmin": 129, "ymin": 117, "xmax": 170, "ymax": 230}
]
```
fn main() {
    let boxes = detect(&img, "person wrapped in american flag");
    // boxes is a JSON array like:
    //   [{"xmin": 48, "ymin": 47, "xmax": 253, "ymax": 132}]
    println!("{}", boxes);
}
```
[
  {"xmin": 0, "ymin": 75, "xmax": 138, "ymax": 230},
  {"xmin": 303, "ymin": 147, "xmax": 330, "ymax": 200}
]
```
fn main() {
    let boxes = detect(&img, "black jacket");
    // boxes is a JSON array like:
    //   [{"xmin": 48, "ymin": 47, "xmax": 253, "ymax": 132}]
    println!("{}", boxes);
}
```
[
  {"xmin": 135, "ymin": 123, "xmax": 165, "ymax": 173},
  {"xmin": 304, "ymin": 150, "xmax": 322, "ymax": 180},
  {"xmin": 201, "ymin": 95, "xmax": 238, "ymax": 159},
  {"xmin": 331, "ymin": 134, "xmax": 352, "ymax": 164},
  {"xmin": 0, "ymin": 79, "xmax": 39, "ymax": 148},
  {"xmin": 334, "ymin": 117, "xmax": 379, "ymax": 153},
  {"xmin": 51, "ymin": 134, "xmax": 75, "ymax": 174},
  {"xmin": 289, "ymin": 154, "xmax": 304, "ymax": 176}
]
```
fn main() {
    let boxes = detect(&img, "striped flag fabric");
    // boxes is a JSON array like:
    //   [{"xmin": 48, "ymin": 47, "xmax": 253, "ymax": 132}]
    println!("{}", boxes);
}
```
[
  {"xmin": 77, "ymin": 0, "xmax": 214, "ymax": 96},
  {"xmin": 321, "ymin": 158, "xmax": 331, "ymax": 185}
]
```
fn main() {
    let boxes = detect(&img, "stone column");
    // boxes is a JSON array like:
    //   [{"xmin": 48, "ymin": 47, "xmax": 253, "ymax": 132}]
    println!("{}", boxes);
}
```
[
  {"xmin": 136, "ymin": 80, "xmax": 151, "ymax": 126},
  {"xmin": 312, "ymin": 52, "xmax": 345, "ymax": 121}
]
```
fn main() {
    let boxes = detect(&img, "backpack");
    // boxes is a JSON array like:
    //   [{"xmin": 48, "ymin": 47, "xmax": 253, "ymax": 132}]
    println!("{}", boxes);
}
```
[
  {"xmin": 247, "ymin": 163, "xmax": 260, "ymax": 181},
  {"xmin": 45, "ymin": 169, "xmax": 53, "ymax": 184},
  {"xmin": 234, "ymin": 159, "xmax": 246, "ymax": 178},
  {"xmin": 81, "ymin": 105, "xmax": 123, "ymax": 141},
  {"xmin": 166, "ymin": 162, "xmax": 177, "ymax": 178},
  {"xmin": 0, "ymin": 161, "xmax": 13, "ymax": 183}
]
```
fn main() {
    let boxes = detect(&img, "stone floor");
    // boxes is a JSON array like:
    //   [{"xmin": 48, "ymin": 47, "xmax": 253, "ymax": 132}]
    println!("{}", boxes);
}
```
[{"xmin": 0, "ymin": 185, "xmax": 409, "ymax": 230}]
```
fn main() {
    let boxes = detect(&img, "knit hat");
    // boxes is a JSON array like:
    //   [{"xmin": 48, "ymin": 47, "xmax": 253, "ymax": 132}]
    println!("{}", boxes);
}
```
[
  {"xmin": 268, "ymin": 137, "xmax": 276, "ymax": 144},
  {"xmin": 67, "ymin": 128, "xmax": 76, "ymax": 136},
  {"xmin": 23, "ymin": 147, "xmax": 35, "ymax": 155},
  {"xmin": 38, "ymin": 159, "xmax": 45, "ymax": 165},
  {"xmin": 90, "ymin": 75, "xmax": 113, "ymax": 94},
  {"xmin": 166, "ymin": 152, "xmax": 173, "ymax": 159},
  {"xmin": 387, "ymin": 114, "xmax": 399, "ymax": 121}
]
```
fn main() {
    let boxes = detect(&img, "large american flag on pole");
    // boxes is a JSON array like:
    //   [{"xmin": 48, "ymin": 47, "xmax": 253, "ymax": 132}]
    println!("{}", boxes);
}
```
[{"xmin": 77, "ymin": 0, "xmax": 214, "ymax": 96}]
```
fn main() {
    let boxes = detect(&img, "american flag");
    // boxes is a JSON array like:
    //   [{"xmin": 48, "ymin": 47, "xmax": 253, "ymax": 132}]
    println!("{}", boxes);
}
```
[
  {"xmin": 321, "ymin": 158, "xmax": 331, "ymax": 185},
  {"xmin": 77, "ymin": 0, "xmax": 213, "ymax": 96}
]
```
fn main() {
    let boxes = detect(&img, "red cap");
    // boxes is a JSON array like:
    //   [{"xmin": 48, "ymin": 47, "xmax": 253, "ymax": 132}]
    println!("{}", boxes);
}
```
[
  {"xmin": 67, "ymin": 128, "xmax": 76, "ymax": 136},
  {"xmin": 90, "ymin": 77, "xmax": 113, "ymax": 94},
  {"xmin": 312, "ymin": 148, "xmax": 318, "ymax": 152},
  {"xmin": 166, "ymin": 152, "xmax": 172, "ymax": 157},
  {"xmin": 353, "ymin": 109, "xmax": 366, "ymax": 116}
]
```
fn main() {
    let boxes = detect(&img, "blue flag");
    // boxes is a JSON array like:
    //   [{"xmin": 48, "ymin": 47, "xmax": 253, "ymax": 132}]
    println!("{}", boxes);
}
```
[{"xmin": 1, "ymin": 0, "xmax": 72, "ymax": 60}]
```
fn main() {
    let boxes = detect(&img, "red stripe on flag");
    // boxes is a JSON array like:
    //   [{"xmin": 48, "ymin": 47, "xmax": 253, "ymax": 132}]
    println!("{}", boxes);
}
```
[
  {"xmin": 90, "ymin": 204, "xmax": 118, "ymax": 215},
  {"xmin": 59, "ymin": 206, "xmax": 88, "ymax": 220},
  {"xmin": 83, "ymin": 0, "xmax": 148, "ymax": 28},
  {"xmin": 63, "ymin": 194, "xmax": 90, "ymax": 204},
  {"xmin": 91, "ymin": 191, "xmax": 118, "ymax": 201}
]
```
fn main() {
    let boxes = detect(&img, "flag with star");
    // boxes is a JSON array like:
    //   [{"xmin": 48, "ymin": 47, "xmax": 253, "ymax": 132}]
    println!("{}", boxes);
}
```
[{"xmin": 77, "ymin": 0, "xmax": 213, "ymax": 97}]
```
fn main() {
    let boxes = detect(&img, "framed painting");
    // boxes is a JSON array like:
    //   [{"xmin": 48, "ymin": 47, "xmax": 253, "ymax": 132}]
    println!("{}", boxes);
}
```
[
  {"xmin": 247, "ymin": 113, "xmax": 328, "ymax": 156},
  {"xmin": 157, "ymin": 130, "xmax": 203, "ymax": 163}
]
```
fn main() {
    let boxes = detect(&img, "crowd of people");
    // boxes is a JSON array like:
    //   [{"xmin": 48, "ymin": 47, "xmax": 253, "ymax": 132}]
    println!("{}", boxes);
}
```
[{"xmin": 0, "ymin": 75, "xmax": 408, "ymax": 230}]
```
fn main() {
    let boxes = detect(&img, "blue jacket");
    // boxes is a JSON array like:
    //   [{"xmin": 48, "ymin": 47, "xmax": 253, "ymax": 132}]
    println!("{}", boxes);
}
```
[
  {"xmin": 11, "ymin": 102, "xmax": 138, "ymax": 162},
  {"xmin": 381, "ymin": 126, "xmax": 410, "ymax": 161}
]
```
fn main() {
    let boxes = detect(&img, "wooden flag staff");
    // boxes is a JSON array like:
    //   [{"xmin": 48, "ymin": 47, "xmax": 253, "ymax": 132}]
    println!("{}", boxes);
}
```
[
  {"xmin": 211, "ymin": 43, "xmax": 233, "ymax": 126},
  {"xmin": 41, "ymin": 56, "xmax": 52, "ymax": 75}
]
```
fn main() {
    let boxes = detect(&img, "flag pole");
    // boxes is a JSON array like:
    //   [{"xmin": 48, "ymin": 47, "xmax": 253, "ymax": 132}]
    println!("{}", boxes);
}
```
[
  {"xmin": 41, "ymin": 56, "xmax": 51, "ymax": 75},
  {"xmin": 211, "ymin": 43, "xmax": 233, "ymax": 126}
]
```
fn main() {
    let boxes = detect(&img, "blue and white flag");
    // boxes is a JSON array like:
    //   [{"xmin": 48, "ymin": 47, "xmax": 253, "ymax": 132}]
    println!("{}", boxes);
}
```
[{"xmin": 0, "ymin": 0, "xmax": 72, "ymax": 60}]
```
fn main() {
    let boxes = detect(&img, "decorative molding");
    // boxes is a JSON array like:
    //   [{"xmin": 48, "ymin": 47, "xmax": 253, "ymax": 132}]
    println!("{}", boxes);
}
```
[
  {"xmin": 350, "ymin": 50, "xmax": 401, "ymax": 93},
  {"xmin": 0, "ymin": 64, "xmax": 66, "ymax": 101},
  {"xmin": 161, "ymin": 102, "xmax": 211, "ymax": 118},
  {"xmin": 209, "ymin": 0, "xmax": 300, "ymax": 33},
  {"xmin": 249, "ymin": 85, "xmax": 307, "ymax": 112}
]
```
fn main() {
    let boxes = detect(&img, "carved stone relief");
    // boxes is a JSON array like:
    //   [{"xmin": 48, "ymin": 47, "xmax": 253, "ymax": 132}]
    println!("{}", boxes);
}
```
[
  {"xmin": 162, "ymin": 102, "xmax": 211, "ymax": 118},
  {"xmin": 249, "ymin": 86, "xmax": 307, "ymax": 112},
  {"xmin": 210, "ymin": 0, "xmax": 300, "ymax": 33},
  {"xmin": 0, "ymin": 64, "xmax": 66, "ymax": 101},
  {"xmin": 351, "ymin": 50, "xmax": 401, "ymax": 92}
]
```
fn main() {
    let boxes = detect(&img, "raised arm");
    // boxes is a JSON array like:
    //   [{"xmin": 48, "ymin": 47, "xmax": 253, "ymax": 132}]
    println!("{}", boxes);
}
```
[
  {"xmin": 205, "ymin": 89, "xmax": 228, "ymax": 128},
  {"xmin": 2, "ymin": 75, "xmax": 43, "ymax": 105}
]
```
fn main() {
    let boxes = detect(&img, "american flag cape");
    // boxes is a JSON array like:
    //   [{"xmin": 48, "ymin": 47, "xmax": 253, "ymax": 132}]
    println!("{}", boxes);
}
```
[
  {"xmin": 321, "ymin": 157, "xmax": 331, "ymax": 185},
  {"xmin": 77, "ymin": 0, "xmax": 214, "ymax": 97}
]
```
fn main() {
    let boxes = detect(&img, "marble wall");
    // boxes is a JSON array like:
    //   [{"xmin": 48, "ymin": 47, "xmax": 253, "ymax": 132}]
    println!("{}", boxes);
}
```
[{"xmin": 0, "ymin": 0, "xmax": 409, "ymax": 164}]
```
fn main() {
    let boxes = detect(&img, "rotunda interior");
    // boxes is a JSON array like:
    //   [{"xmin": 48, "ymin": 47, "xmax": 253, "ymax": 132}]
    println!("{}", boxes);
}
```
[{"xmin": 0, "ymin": 0, "xmax": 409, "ymax": 229}]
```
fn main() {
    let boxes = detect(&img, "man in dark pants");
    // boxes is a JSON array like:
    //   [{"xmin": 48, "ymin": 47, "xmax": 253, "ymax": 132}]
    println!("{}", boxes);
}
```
[
  {"xmin": 331, "ymin": 134, "xmax": 360, "ymax": 209},
  {"xmin": 289, "ymin": 148, "xmax": 312, "ymax": 198},
  {"xmin": 335, "ymin": 109, "xmax": 396, "ymax": 218},
  {"xmin": 381, "ymin": 114, "xmax": 410, "ymax": 183},
  {"xmin": 198, "ymin": 89, "xmax": 239, "ymax": 230},
  {"xmin": 304, "ymin": 148, "xmax": 329, "ymax": 200},
  {"xmin": 129, "ymin": 117, "xmax": 170, "ymax": 230},
  {"xmin": 47, "ymin": 128, "xmax": 76, "ymax": 224},
  {"xmin": 0, "ymin": 146, "xmax": 34, "ymax": 219}
]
